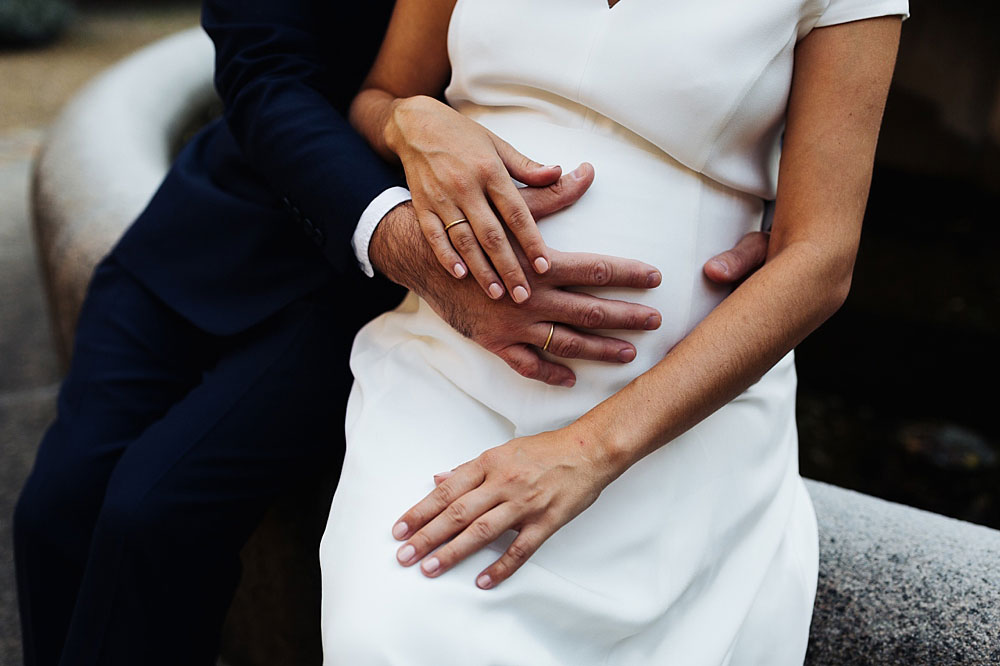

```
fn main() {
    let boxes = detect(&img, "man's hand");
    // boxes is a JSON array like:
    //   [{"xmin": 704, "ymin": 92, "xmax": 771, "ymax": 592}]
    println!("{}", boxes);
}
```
[
  {"xmin": 370, "ymin": 166, "xmax": 770, "ymax": 386},
  {"xmin": 370, "ymin": 166, "xmax": 662, "ymax": 387},
  {"xmin": 702, "ymin": 231, "xmax": 770, "ymax": 284}
]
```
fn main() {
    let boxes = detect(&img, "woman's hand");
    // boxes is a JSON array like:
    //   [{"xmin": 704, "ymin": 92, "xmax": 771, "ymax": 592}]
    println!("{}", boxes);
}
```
[
  {"xmin": 390, "ymin": 425, "xmax": 623, "ymax": 589},
  {"xmin": 385, "ymin": 95, "xmax": 568, "ymax": 302}
]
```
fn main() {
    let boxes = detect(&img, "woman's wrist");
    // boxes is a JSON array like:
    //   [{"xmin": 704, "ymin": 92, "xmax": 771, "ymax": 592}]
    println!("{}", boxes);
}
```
[
  {"xmin": 566, "ymin": 412, "xmax": 638, "ymax": 484},
  {"xmin": 383, "ymin": 94, "xmax": 441, "ymax": 158}
]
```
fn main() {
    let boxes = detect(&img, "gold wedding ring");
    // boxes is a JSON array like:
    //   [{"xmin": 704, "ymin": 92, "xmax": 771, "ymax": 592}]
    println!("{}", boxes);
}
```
[
  {"xmin": 542, "ymin": 323, "xmax": 555, "ymax": 352},
  {"xmin": 443, "ymin": 218, "xmax": 470, "ymax": 233}
]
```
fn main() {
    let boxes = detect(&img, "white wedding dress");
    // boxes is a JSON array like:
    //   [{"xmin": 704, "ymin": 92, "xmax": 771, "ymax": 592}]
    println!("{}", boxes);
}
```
[{"xmin": 320, "ymin": 0, "xmax": 908, "ymax": 663}]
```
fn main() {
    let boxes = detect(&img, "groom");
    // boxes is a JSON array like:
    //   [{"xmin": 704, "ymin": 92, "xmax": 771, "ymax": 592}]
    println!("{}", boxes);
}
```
[{"xmin": 13, "ymin": 0, "xmax": 769, "ymax": 664}]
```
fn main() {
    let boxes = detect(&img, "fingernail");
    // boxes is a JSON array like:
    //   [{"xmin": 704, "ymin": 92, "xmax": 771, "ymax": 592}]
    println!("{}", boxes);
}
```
[
  {"xmin": 477, "ymin": 574, "xmax": 493, "ymax": 589},
  {"xmin": 454, "ymin": 263, "xmax": 467, "ymax": 278},
  {"xmin": 709, "ymin": 259, "xmax": 729, "ymax": 276},
  {"xmin": 397, "ymin": 543, "xmax": 416, "ymax": 564},
  {"xmin": 561, "ymin": 378, "xmax": 576, "ymax": 388},
  {"xmin": 488, "ymin": 283, "xmax": 504, "ymax": 299},
  {"xmin": 571, "ymin": 165, "xmax": 587, "ymax": 180},
  {"xmin": 533, "ymin": 256, "xmax": 549, "ymax": 273},
  {"xmin": 392, "ymin": 522, "xmax": 408, "ymax": 540},
  {"xmin": 645, "ymin": 315, "xmax": 661, "ymax": 330},
  {"xmin": 619, "ymin": 348, "xmax": 636, "ymax": 363},
  {"xmin": 422, "ymin": 557, "xmax": 441, "ymax": 575},
  {"xmin": 647, "ymin": 271, "xmax": 661, "ymax": 287},
  {"xmin": 512, "ymin": 285, "xmax": 529, "ymax": 303},
  {"xmin": 433, "ymin": 470, "xmax": 454, "ymax": 482},
  {"xmin": 545, "ymin": 164, "xmax": 560, "ymax": 170}
]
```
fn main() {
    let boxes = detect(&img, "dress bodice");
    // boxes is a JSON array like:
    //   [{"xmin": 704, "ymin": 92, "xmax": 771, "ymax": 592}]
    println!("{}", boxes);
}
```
[{"xmin": 446, "ymin": 0, "xmax": 909, "ymax": 200}]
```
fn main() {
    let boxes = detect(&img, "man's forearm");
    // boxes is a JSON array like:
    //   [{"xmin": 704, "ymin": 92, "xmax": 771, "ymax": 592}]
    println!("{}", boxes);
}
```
[{"xmin": 369, "ymin": 202, "xmax": 439, "ymax": 295}]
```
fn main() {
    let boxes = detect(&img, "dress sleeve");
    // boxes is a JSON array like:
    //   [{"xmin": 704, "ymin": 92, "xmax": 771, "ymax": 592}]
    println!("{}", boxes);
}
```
[{"xmin": 815, "ymin": 0, "xmax": 909, "ymax": 28}]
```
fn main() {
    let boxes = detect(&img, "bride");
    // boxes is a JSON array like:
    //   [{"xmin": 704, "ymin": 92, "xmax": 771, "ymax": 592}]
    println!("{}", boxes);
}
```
[{"xmin": 320, "ymin": 0, "xmax": 906, "ymax": 663}]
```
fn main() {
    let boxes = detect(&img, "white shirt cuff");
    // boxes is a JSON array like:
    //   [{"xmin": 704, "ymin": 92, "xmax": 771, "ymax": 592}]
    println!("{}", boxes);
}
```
[{"xmin": 352, "ymin": 186, "xmax": 412, "ymax": 277}]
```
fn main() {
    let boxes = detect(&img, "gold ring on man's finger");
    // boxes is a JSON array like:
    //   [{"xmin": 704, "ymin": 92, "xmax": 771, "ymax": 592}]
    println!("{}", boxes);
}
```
[
  {"xmin": 542, "ymin": 323, "xmax": 555, "ymax": 352},
  {"xmin": 443, "ymin": 218, "xmax": 470, "ymax": 233}
]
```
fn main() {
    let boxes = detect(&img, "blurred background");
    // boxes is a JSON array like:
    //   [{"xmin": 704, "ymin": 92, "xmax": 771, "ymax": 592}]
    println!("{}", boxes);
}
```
[{"xmin": 0, "ymin": 0, "xmax": 997, "ymax": 663}]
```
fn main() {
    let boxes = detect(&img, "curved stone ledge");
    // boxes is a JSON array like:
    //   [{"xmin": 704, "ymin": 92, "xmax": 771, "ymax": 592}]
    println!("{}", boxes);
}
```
[
  {"xmin": 31, "ymin": 27, "xmax": 217, "ymax": 366},
  {"xmin": 30, "ymin": 28, "xmax": 1000, "ymax": 666},
  {"xmin": 805, "ymin": 480, "xmax": 999, "ymax": 664}
]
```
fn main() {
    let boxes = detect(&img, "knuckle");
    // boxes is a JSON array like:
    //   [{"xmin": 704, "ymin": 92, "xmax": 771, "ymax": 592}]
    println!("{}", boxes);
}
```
[
  {"xmin": 474, "ymin": 159, "xmax": 498, "ymax": 180},
  {"xmin": 480, "ymin": 227, "xmax": 507, "ymax": 253},
  {"xmin": 620, "ymin": 310, "xmax": 640, "ymax": 330},
  {"xmin": 554, "ymin": 335, "xmax": 583, "ymax": 359},
  {"xmin": 445, "ymin": 500, "xmax": 469, "ymax": 526},
  {"xmin": 507, "ymin": 540, "xmax": 531, "ymax": 562},
  {"xmin": 453, "ymin": 232, "xmax": 480, "ymax": 254},
  {"xmin": 469, "ymin": 519, "xmax": 494, "ymax": 543},
  {"xmin": 589, "ymin": 259, "xmax": 612, "ymax": 286},
  {"xmin": 582, "ymin": 304, "xmax": 606, "ymax": 328},
  {"xmin": 410, "ymin": 531, "xmax": 433, "ymax": 553},
  {"xmin": 434, "ymin": 483, "xmax": 458, "ymax": 505},
  {"xmin": 513, "ymin": 356, "xmax": 540, "ymax": 379},
  {"xmin": 500, "ymin": 265, "xmax": 523, "ymax": 283},
  {"xmin": 450, "ymin": 173, "xmax": 475, "ymax": 195},
  {"xmin": 505, "ymin": 207, "xmax": 531, "ymax": 231}
]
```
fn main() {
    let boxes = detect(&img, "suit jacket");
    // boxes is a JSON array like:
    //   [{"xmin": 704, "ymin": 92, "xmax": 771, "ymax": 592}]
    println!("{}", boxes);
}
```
[{"xmin": 112, "ymin": 0, "xmax": 407, "ymax": 335}]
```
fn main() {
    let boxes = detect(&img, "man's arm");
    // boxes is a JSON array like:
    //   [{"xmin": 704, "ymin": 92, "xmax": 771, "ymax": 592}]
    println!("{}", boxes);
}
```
[{"xmin": 202, "ymin": 0, "xmax": 402, "ymax": 274}]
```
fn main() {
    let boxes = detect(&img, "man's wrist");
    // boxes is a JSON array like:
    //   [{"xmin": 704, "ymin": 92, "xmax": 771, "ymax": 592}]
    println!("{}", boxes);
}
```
[
  {"xmin": 353, "ymin": 186, "xmax": 412, "ymax": 277},
  {"xmin": 369, "ymin": 202, "xmax": 439, "ymax": 295}
]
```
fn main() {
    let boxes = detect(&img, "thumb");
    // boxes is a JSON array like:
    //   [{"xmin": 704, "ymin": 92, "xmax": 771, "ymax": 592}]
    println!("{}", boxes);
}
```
[
  {"xmin": 491, "ymin": 133, "xmax": 562, "ymax": 186},
  {"xmin": 521, "ymin": 163, "xmax": 595, "ymax": 220},
  {"xmin": 703, "ymin": 231, "xmax": 770, "ymax": 284}
]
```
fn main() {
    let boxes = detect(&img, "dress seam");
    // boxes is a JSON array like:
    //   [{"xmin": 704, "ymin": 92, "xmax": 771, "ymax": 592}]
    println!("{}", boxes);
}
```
[{"xmin": 700, "ymin": 30, "xmax": 797, "ymax": 173}]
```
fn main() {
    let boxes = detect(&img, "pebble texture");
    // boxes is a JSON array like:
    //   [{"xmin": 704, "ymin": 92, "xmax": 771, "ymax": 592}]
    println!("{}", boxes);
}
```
[
  {"xmin": 30, "ymin": 28, "xmax": 1000, "ymax": 666},
  {"xmin": 805, "ymin": 480, "xmax": 1000, "ymax": 665}
]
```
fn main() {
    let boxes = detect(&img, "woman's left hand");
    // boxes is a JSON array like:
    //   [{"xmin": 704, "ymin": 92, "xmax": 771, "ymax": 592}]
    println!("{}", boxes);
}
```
[{"xmin": 391, "ymin": 426, "xmax": 621, "ymax": 589}]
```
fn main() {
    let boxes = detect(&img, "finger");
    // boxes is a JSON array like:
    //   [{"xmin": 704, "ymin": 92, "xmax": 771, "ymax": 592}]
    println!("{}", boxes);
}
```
[
  {"xmin": 476, "ymin": 524, "xmax": 548, "ymax": 589},
  {"xmin": 535, "ymin": 323, "xmax": 636, "ymax": 364},
  {"xmin": 446, "ymin": 215, "xmax": 506, "ymax": 299},
  {"xmin": 703, "ymin": 231, "xmax": 770, "ymax": 284},
  {"xmin": 432, "ymin": 470, "xmax": 455, "ymax": 486},
  {"xmin": 548, "ymin": 249, "xmax": 661, "ymax": 289},
  {"xmin": 487, "ymin": 175, "xmax": 550, "ymax": 275},
  {"xmin": 549, "ymin": 291, "xmax": 661, "ymax": 332},
  {"xmin": 416, "ymin": 209, "xmax": 468, "ymax": 279},
  {"xmin": 498, "ymin": 344, "xmax": 576, "ymax": 388},
  {"xmin": 489, "ymin": 132, "xmax": 562, "ymax": 187},
  {"xmin": 418, "ymin": 504, "xmax": 520, "ymax": 578},
  {"xmin": 392, "ymin": 460, "xmax": 486, "ymax": 541},
  {"xmin": 396, "ymin": 488, "xmax": 500, "ymax": 568},
  {"xmin": 520, "ymin": 163, "xmax": 595, "ymax": 220},
  {"xmin": 464, "ymin": 201, "xmax": 531, "ymax": 303}
]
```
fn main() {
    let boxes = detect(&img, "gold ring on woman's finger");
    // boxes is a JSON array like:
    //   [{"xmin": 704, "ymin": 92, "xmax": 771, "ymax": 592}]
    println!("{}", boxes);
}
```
[
  {"xmin": 542, "ymin": 323, "xmax": 555, "ymax": 352},
  {"xmin": 443, "ymin": 218, "xmax": 470, "ymax": 233}
]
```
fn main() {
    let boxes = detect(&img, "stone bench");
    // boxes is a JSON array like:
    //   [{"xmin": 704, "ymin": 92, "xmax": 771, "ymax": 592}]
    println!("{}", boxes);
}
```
[{"xmin": 31, "ymin": 27, "xmax": 1000, "ymax": 666}]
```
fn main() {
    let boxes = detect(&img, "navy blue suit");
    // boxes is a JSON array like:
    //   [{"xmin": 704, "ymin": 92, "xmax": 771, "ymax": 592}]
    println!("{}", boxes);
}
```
[{"xmin": 14, "ymin": 1, "xmax": 406, "ymax": 664}]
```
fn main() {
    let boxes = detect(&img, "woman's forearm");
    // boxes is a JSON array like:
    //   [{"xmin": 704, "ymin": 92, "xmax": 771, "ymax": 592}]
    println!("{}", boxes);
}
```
[
  {"xmin": 576, "ymin": 238, "xmax": 853, "ymax": 473},
  {"xmin": 349, "ymin": 88, "xmax": 403, "ymax": 163}
]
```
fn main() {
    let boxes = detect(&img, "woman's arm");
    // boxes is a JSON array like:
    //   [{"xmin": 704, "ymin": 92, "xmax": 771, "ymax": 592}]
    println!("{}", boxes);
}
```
[
  {"xmin": 386, "ymin": 16, "xmax": 903, "ymax": 588},
  {"xmin": 350, "ymin": 0, "xmax": 568, "ymax": 302}
]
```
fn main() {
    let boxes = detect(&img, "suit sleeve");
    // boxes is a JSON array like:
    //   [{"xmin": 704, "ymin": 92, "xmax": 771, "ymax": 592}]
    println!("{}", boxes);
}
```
[{"xmin": 202, "ymin": 0, "xmax": 404, "ymax": 274}]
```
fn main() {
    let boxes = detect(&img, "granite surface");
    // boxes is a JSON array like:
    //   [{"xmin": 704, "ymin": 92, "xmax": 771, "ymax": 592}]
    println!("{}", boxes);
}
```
[{"xmin": 805, "ymin": 480, "xmax": 1000, "ymax": 665}]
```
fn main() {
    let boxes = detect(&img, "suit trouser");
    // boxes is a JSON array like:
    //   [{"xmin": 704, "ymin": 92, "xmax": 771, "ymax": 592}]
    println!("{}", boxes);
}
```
[{"xmin": 13, "ymin": 254, "xmax": 366, "ymax": 665}]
